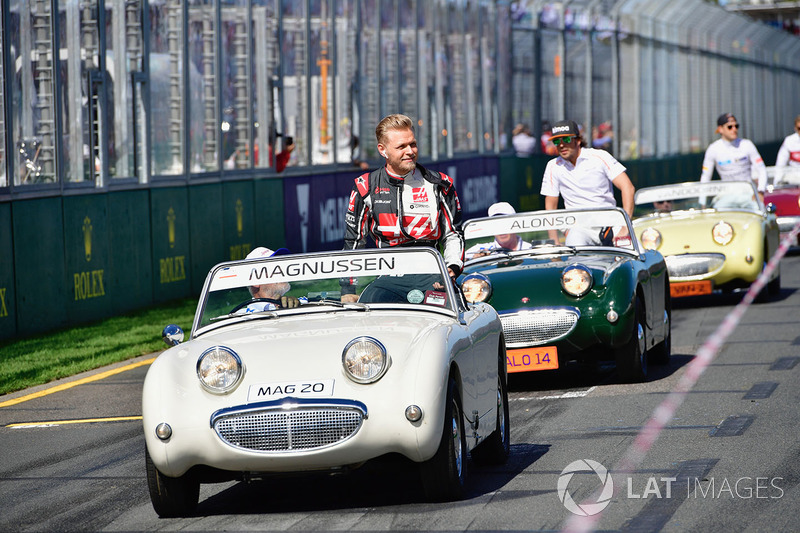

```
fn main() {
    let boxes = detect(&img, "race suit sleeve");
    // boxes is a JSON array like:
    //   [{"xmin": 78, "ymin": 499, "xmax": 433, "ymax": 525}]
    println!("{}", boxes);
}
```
[
  {"xmin": 436, "ymin": 172, "xmax": 465, "ymax": 276},
  {"xmin": 341, "ymin": 173, "xmax": 371, "ymax": 296},
  {"xmin": 343, "ymin": 173, "xmax": 371, "ymax": 251},
  {"xmin": 700, "ymin": 145, "xmax": 715, "ymax": 183},
  {"xmin": 744, "ymin": 140, "xmax": 767, "ymax": 192}
]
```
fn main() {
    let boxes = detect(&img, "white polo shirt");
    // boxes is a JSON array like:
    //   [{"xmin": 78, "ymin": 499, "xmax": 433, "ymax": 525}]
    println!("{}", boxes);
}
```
[{"xmin": 540, "ymin": 147, "xmax": 626, "ymax": 209}]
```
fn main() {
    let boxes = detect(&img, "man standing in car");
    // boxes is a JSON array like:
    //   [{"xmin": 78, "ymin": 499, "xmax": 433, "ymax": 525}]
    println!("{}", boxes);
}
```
[
  {"xmin": 341, "ymin": 114, "xmax": 464, "ymax": 301},
  {"xmin": 541, "ymin": 119, "xmax": 635, "ymax": 219},
  {"xmin": 701, "ymin": 112, "xmax": 767, "ymax": 201}
]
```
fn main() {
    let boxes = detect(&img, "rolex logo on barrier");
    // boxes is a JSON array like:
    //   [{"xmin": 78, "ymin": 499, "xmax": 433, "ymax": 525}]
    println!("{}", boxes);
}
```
[
  {"xmin": 74, "ymin": 214, "xmax": 105, "ymax": 301},
  {"xmin": 160, "ymin": 206, "xmax": 186, "ymax": 284},
  {"xmin": 167, "ymin": 207, "xmax": 176, "ymax": 249},
  {"xmin": 82, "ymin": 216, "xmax": 93, "ymax": 262},
  {"xmin": 236, "ymin": 199, "xmax": 244, "ymax": 237}
]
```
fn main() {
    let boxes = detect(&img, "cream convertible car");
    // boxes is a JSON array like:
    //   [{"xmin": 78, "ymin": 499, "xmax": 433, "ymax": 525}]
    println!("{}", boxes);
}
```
[
  {"xmin": 633, "ymin": 180, "xmax": 780, "ymax": 299},
  {"xmin": 143, "ymin": 248, "xmax": 509, "ymax": 516}
]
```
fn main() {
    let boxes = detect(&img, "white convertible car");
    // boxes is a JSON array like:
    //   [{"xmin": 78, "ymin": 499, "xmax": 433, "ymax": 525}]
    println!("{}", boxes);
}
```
[{"xmin": 143, "ymin": 248, "xmax": 509, "ymax": 516}]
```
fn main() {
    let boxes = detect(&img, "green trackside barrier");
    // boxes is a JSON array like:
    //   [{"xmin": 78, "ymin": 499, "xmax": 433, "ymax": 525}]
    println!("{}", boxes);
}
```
[
  {"xmin": 253, "ymin": 178, "xmax": 286, "ymax": 253},
  {"xmin": 498, "ymin": 155, "xmax": 550, "ymax": 212},
  {"xmin": 223, "ymin": 180, "xmax": 257, "ymax": 263},
  {"xmin": 63, "ymin": 194, "xmax": 111, "ymax": 325},
  {"xmin": 0, "ymin": 202, "xmax": 15, "ymax": 340},
  {"xmin": 12, "ymin": 197, "xmax": 69, "ymax": 336},
  {"xmin": 150, "ymin": 186, "xmax": 192, "ymax": 303},
  {"xmin": 108, "ymin": 190, "xmax": 153, "ymax": 315},
  {"xmin": 188, "ymin": 183, "xmax": 225, "ymax": 295}
]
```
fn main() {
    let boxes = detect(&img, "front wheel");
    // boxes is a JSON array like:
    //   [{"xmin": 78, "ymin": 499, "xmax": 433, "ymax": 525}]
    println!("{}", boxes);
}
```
[
  {"xmin": 420, "ymin": 377, "xmax": 468, "ymax": 501},
  {"xmin": 615, "ymin": 296, "xmax": 647, "ymax": 382},
  {"xmin": 145, "ymin": 447, "xmax": 200, "ymax": 518}
]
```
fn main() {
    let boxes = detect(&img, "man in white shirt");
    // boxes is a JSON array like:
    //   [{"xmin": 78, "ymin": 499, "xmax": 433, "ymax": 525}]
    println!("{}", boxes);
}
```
[
  {"xmin": 540, "ymin": 119, "xmax": 635, "ymax": 219},
  {"xmin": 540, "ymin": 119, "xmax": 634, "ymax": 246},
  {"xmin": 700, "ymin": 113, "xmax": 767, "ymax": 200}
]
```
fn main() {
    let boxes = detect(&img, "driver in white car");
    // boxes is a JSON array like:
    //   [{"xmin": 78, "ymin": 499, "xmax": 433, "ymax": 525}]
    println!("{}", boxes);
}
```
[{"xmin": 243, "ymin": 247, "xmax": 301, "ymax": 311}]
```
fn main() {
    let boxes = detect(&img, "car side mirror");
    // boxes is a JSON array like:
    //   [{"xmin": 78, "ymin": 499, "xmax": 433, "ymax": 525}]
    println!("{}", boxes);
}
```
[{"xmin": 162, "ymin": 324, "xmax": 185, "ymax": 346}]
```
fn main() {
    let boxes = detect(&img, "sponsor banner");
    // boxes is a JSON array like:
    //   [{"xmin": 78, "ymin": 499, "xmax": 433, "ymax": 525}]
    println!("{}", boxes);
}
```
[
  {"xmin": 463, "ymin": 209, "xmax": 626, "ymax": 239},
  {"xmin": 210, "ymin": 250, "xmax": 443, "ymax": 290}
]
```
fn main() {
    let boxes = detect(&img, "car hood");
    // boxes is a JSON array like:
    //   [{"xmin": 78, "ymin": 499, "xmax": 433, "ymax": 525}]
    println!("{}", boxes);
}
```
[
  {"xmin": 188, "ymin": 311, "xmax": 452, "ymax": 358},
  {"xmin": 633, "ymin": 210, "xmax": 764, "ymax": 255},
  {"xmin": 463, "ymin": 252, "xmax": 625, "ymax": 309},
  {"xmin": 765, "ymin": 188, "xmax": 800, "ymax": 215}
]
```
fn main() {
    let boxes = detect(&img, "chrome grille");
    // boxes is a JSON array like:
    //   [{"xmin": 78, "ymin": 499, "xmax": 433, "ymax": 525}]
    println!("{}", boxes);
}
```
[
  {"xmin": 665, "ymin": 253, "xmax": 725, "ymax": 279},
  {"xmin": 500, "ymin": 308, "xmax": 580, "ymax": 347},
  {"xmin": 214, "ymin": 406, "xmax": 364, "ymax": 453}
]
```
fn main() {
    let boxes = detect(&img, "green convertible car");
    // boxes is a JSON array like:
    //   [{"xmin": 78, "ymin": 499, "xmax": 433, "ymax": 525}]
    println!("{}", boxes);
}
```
[{"xmin": 459, "ymin": 207, "xmax": 671, "ymax": 382}]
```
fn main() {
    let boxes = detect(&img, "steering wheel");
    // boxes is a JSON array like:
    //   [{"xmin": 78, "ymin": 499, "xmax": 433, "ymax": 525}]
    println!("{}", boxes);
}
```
[{"xmin": 229, "ymin": 298, "xmax": 281, "ymax": 314}]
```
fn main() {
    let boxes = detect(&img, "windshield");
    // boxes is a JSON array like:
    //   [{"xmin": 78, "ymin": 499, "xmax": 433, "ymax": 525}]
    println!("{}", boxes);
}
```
[
  {"xmin": 193, "ymin": 248, "xmax": 455, "ymax": 334},
  {"xmin": 462, "ymin": 208, "xmax": 637, "ymax": 261},
  {"xmin": 634, "ymin": 181, "xmax": 760, "ymax": 218},
  {"xmin": 767, "ymin": 166, "xmax": 800, "ymax": 189}
]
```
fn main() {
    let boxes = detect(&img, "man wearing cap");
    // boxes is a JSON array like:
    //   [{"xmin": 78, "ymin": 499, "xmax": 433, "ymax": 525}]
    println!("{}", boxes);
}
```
[
  {"xmin": 465, "ymin": 202, "xmax": 533, "ymax": 259},
  {"xmin": 541, "ymin": 119, "xmax": 635, "ymax": 220},
  {"xmin": 701, "ymin": 113, "xmax": 767, "ymax": 201},
  {"xmin": 241, "ymin": 246, "xmax": 301, "ymax": 312},
  {"xmin": 341, "ymin": 113, "xmax": 464, "ymax": 302}
]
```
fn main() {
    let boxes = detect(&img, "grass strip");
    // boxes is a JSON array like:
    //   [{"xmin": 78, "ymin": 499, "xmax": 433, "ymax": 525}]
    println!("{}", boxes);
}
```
[{"xmin": 0, "ymin": 298, "xmax": 197, "ymax": 396}]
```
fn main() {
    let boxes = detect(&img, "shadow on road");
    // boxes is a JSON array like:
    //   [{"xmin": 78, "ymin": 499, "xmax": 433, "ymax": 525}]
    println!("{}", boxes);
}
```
[{"xmin": 192, "ymin": 443, "xmax": 549, "ymax": 515}]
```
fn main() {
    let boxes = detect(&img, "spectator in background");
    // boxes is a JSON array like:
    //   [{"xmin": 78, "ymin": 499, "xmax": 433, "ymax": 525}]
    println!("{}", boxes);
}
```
[
  {"xmin": 541, "ymin": 121, "xmax": 557, "ymax": 156},
  {"xmin": 700, "ymin": 112, "xmax": 767, "ymax": 201},
  {"xmin": 512, "ymin": 123, "xmax": 537, "ymax": 157},
  {"xmin": 592, "ymin": 121, "xmax": 614, "ymax": 154},
  {"xmin": 350, "ymin": 135, "xmax": 370, "ymax": 170}
]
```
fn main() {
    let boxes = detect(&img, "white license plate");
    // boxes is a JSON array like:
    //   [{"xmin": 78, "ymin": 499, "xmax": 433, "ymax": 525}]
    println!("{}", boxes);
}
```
[{"xmin": 247, "ymin": 379, "xmax": 335, "ymax": 402}]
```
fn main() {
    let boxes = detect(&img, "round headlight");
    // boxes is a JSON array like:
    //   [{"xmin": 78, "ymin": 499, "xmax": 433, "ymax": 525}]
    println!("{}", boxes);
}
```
[
  {"xmin": 640, "ymin": 227, "xmax": 662, "ymax": 250},
  {"xmin": 197, "ymin": 346, "xmax": 243, "ymax": 393},
  {"xmin": 461, "ymin": 273, "xmax": 492, "ymax": 303},
  {"xmin": 342, "ymin": 337, "xmax": 388, "ymax": 383},
  {"xmin": 712, "ymin": 221, "xmax": 734, "ymax": 245},
  {"xmin": 561, "ymin": 265, "xmax": 593, "ymax": 297}
]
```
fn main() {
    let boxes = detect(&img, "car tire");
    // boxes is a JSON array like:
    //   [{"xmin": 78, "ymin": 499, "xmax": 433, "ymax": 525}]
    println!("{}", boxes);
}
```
[
  {"xmin": 615, "ymin": 296, "xmax": 647, "ymax": 382},
  {"xmin": 471, "ymin": 370, "xmax": 510, "ymax": 466},
  {"xmin": 767, "ymin": 267, "xmax": 781, "ymax": 297},
  {"xmin": 420, "ymin": 377, "xmax": 468, "ymax": 502},
  {"xmin": 145, "ymin": 447, "xmax": 199, "ymax": 518},
  {"xmin": 650, "ymin": 284, "xmax": 672, "ymax": 365}
]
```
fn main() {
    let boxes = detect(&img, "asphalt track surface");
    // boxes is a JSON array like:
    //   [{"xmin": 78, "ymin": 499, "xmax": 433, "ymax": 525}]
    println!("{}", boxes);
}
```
[{"xmin": 1, "ymin": 252, "xmax": 799, "ymax": 532}]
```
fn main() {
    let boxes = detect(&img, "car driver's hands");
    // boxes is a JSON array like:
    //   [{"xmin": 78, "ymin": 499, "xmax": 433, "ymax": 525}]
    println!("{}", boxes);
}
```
[
  {"xmin": 280, "ymin": 295, "xmax": 300, "ymax": 308},
  {"xmin": 340, "ymin": 293, "xmax": 359, "ymax": 303}
]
